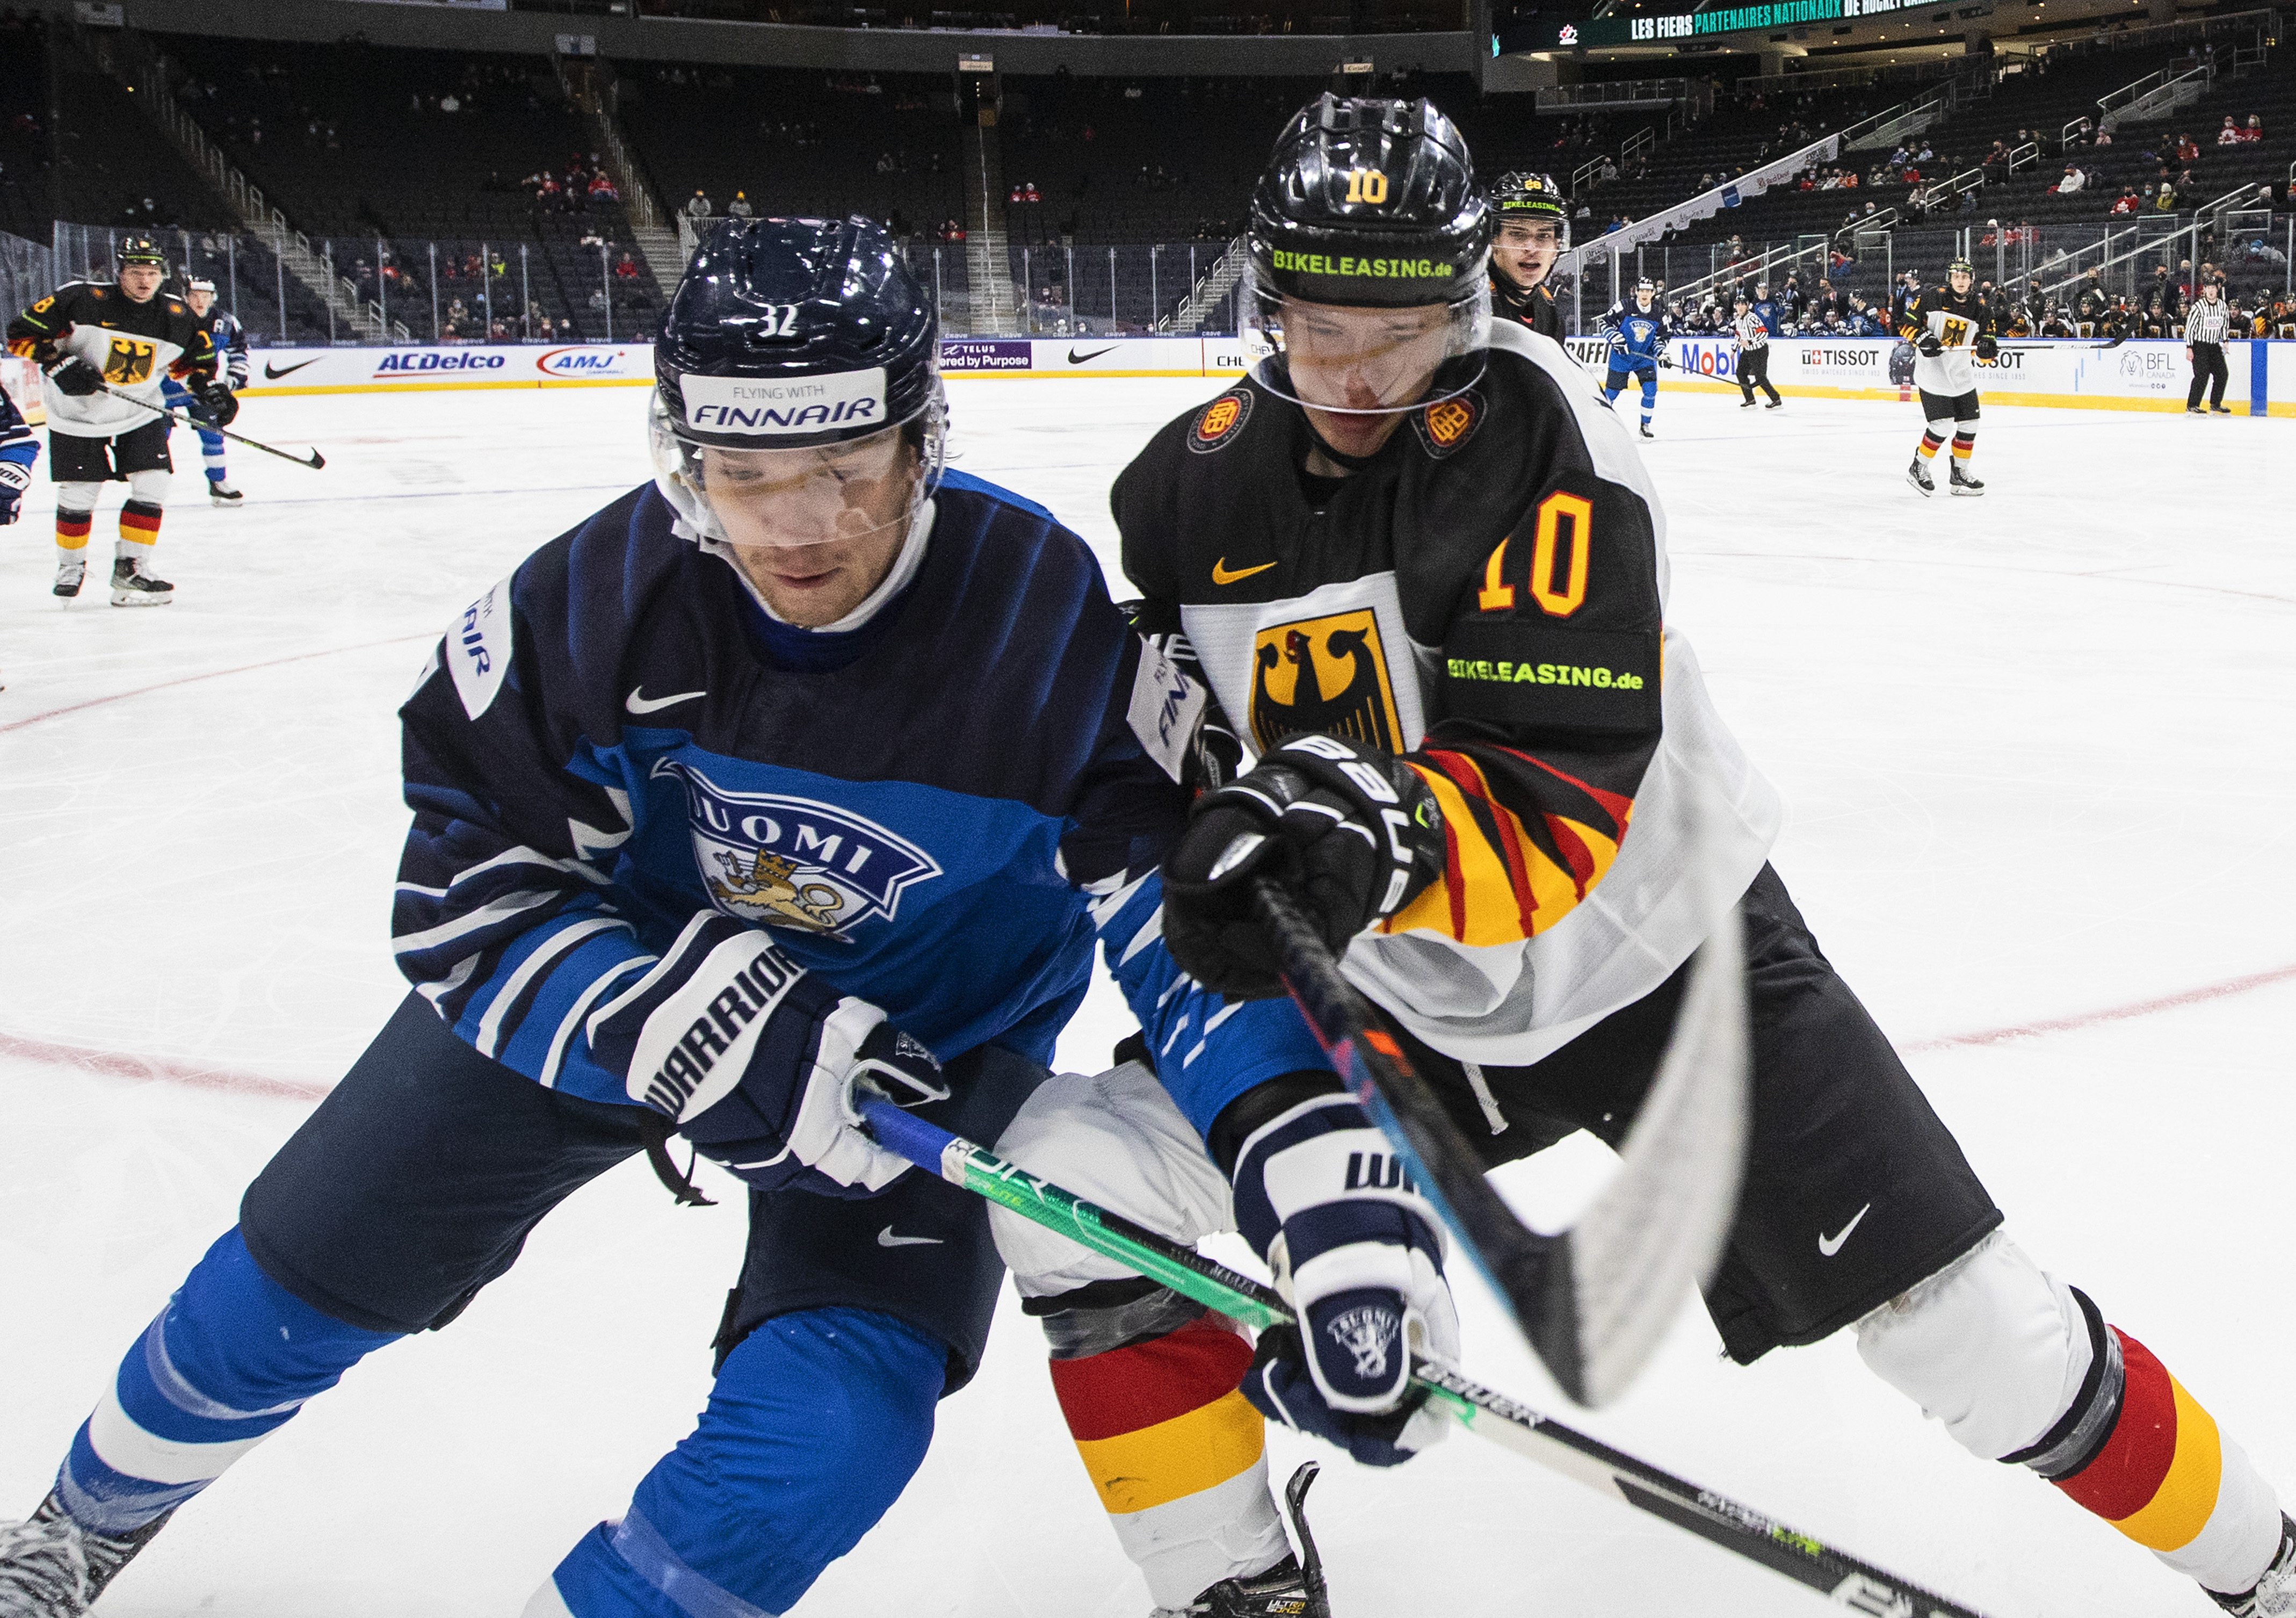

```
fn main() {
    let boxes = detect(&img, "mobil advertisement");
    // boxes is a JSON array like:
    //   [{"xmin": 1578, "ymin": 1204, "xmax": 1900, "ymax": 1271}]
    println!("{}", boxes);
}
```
[{"xmin": 242, "ymin": 343, "xmax": 655, "ymax": 395}]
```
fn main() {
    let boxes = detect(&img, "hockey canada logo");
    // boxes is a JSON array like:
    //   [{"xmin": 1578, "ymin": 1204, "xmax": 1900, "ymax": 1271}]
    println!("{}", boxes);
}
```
[
  {"xmin": 1411, "ymin": 388, "xmax": 1483, "ymax": 458},
  {"xmin": 1187, "ymin": 388, "xmax": 1254, "ymax": 453},
  {"xmin": 1249, "ymin": 609, "xmax": 1403, "ymax": 753},
  {"xmin": 654, "ymin": 759, "xmax": 942, "ymax": 938},
  {"xmin": 1326, "ymin": 1304, "xmax": 1400, "ymax": 1381}
]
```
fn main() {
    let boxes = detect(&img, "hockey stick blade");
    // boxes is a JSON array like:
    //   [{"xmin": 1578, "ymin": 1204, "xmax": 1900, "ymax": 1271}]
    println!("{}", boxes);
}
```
[
  {"xmin": 856, "ymin": 1094, "xmax": 1994, "ymax": 1618},
  {"xmin": 91, "ymin": 378, "xmax": 326, "ymax": 468},
  {"xmin": 1251, "ymin": 878, "xmax": 1748, "ymax": 1408}
]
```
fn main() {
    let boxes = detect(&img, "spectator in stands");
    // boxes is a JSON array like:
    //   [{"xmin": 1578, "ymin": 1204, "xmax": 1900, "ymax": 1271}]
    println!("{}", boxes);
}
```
[
  {"xmin": 614, "ymin": 252, "xmax": 640, "ymax": 284},
  {"xmin": 2111, "ymin": 187, "xmax": 2142, "ymax": 216},
  {"xmin": 727, "ymin": 192, "xmax": 752, "ymax": 219},
  {"xmin": 2092, "ymin": 127, "xmax": 2113, "ymax": 147},
  {"xmin": 2241, "ymin": 115, "xmax": 2264, "ymax": 143},
  {"xmin": 590, "ymin": 173, "xmax": 618, "ymax": 204},
  {"xmin": 2156, "ymin": 180, "xmax": 2178, "ymax": 212},
  {"xmin": 685, "ymin": 190, "xmax": 713, "ymax": 222},
  {"xmin": 2055, "ymin": 164, "xmax": 2087, "ymax": 195},
  {"xmin": 2176, "ymin": 133, "xmax": 2201, "ymax": 163},
  {"xmin": 2218, "ymin": 116, "xmax": 2241, "ymax": 148}
]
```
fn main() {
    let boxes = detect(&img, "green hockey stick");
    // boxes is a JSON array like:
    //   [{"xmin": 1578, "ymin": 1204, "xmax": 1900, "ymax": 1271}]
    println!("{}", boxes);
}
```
[{"xmin": 858, "ymin": 1092, "xmax": 1994, "ymax": 1618}]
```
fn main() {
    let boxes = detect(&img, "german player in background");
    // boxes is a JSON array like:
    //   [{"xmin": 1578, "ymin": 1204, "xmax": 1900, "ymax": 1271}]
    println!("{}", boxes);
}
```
[
  {"xmin": 1486, "ymin": 170, "xmax": 1566, "ymax": 342},
  {"xmin": 1732, "ymin": 291, "xmax": 1783, "ymax": 409},
  {"xmin": 1091, "ymin": 93, "xmax": 2296, "ymax": 1618},
  {"xmin": 0, "ymin": 216, "xmax": 1338, "ymax": 1618},
  {"xmin": 3, "ymin": 235, "xmax": 227, "ymax": 605},
  {"xmin": 1596, "ymin": 274, "xmax": 1671, "ymax": 437},
  {"xmin": 162, "ymin": 276, "xmax": 249, "ymax": 507},
  {"xmin": 1900, "ymin": 256, "xmax": 1997, "ymax": 496}
]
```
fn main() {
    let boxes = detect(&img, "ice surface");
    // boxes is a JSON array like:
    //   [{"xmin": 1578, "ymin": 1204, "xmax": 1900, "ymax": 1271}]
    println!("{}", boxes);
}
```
[{"xmin": 2, "ymin": 378, "xmax": 2292, "ymax": 1617}]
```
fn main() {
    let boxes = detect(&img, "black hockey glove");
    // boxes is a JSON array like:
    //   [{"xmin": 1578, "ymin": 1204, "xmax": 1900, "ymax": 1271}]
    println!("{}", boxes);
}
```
[
  {"xmin": 197, "ymin": 380, "xmax": 240, "ymax": 427},
  {"xmin": 1161, "ymin": 734, "xmax": 1444, "ymax": 1000},
  {"xmin": 44, "ymin": 355, "xmax": 103, "ymax": 397},
  {"xmin": 0, "ymin": 460, "xmax": 27, "ymax": 526},
  {"xmin": 1656, "ymin": 352, "xmax": 1676, "ymax": 370},
  {"xmin": 1973, "ymin": 333, "xmax": 2000, "ymax": 360},
  {"xmin": 1917, "ymin": 333, "xmax": 1944, "ymax": 358}
]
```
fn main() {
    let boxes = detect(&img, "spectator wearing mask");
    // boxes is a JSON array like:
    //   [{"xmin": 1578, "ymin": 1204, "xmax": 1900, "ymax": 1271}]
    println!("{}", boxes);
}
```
[
  {"xmin": 2218, "ymin": 116, "xmax": 2241, "ymax": 147},
  {"xmin": 2055, "ymin": 164, "xmax": 2087, "ymax": 194}
]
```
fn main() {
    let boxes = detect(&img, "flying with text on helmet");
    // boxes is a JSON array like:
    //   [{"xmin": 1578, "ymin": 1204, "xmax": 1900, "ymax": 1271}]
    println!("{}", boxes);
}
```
[
  {"xmin": 1486, "ymin": 170, "xmax": 1569, "ymax": 342},
  {"xmin": 1899, "ymin": 255, "xmax": 1997, "ymax": 496},
  {"xmin": 1595, "ymin": 275, "xmax": 1673, "ymax": 438},
  {"xmin": 1106, "ymin": 92, "xmax": 2296, "ymax": 1618},
  {"xmin": 0, "ymin": 212, "xmax": 1348, "ymax": 1618},
  {"xmin": 3, "ymin": 234, "xmax": 222, "ymax": 605}
]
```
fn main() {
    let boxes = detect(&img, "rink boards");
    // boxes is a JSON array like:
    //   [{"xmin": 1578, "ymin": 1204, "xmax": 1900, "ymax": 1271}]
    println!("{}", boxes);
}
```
[{"xmin": 10, "ymin": 338, "xmax": 2292, "ymax": 418}]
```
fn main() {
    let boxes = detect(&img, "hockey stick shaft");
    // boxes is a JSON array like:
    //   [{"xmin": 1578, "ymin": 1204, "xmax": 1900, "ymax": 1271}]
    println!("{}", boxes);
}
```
[
  {"xmin": 855, "ymin": 1093, "xmax": 1993, "ymax": 1618},
  {"xmin": 89, "ymin": 378, "xmax": 326, "ymax": 468}
]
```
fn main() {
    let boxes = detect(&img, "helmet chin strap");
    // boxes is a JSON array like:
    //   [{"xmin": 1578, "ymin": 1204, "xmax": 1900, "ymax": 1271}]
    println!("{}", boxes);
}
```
[{"xmin": 1301, "ymin": 415, "xmax": 1388, "ymax": 473}]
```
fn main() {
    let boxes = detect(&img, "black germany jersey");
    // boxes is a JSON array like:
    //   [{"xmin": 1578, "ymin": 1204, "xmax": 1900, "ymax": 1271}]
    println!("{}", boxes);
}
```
[
  {"xmin": 6, "ymin": 280, "xmax": 216, "ymax": 439},
  {"xmin": 1113, "ymin": 322, "xmax": 1779, "ymax": 1064},
  {"xmin": 1491, "ymin": 273, "xmax": 1564, "ymax": 342}
]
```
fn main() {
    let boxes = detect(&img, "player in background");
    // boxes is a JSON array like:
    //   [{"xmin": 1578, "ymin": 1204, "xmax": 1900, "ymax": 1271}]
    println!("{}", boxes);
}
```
[
  {"xmin": 0, "ymin": 218, "xmax": 1336, "ymax": 1618},
  {"xmin": 1595, "ymin": 275, "xmax": 1670, "ymax": 437},
  {"xmin": 1900, "ymin": 256, "xmax": 1996, "ymax": 496},
  {"xmin": 1486, "ymin": 170, "xmax": 1566, "ymax": 342},
  {"xmin": 1087, "ymin": 95, "xmax": 2296, "ymax": 1618},
  {"xmin": 4, "ymin": 236, "xmax": 226, "ymax": 605},
  {"xmin": 0, "ymin": 380, "xmax": 37, "ymax": 690},
  {"xmin": 1732, "ymin": 292, "xmax": 1781, "ymax": 409},
  {"xmin": 162, "ymin": 277, "xmax": 248, "ymax": 507}
]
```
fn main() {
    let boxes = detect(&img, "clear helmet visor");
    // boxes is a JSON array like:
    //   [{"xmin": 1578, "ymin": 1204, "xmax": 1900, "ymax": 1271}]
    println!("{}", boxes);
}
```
[
  {"xmin": 1493, "ymin": 215, "xmax": 1568, "ymax": 283},
  {"xmin": 1242, "ymin": 264, "xmax": 1489, "ymax": 417},
  {"xmin": 648, "ymin": 386, "xmax": 946, "ymax": 553}
]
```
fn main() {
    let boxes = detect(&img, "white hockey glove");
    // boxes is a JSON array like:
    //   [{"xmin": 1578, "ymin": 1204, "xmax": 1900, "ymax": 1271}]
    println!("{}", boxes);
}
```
[
  {"xmin": 1231, "ymin": 1084, "xmax": 1460, "ymax": 1467},
  {"xmin": 586, "ymin": 915, "xmax": 945, "ymax": 1198},
  {"xmin": 0, "ymin": 461, "xmax": 28, "ymax": 526}
]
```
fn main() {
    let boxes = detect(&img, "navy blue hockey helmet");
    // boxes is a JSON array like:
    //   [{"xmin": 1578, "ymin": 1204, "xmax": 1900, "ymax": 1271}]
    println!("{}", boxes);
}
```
[{"xmin": 650, "ymin": 217, "xmax": 946, "ymax": 551}]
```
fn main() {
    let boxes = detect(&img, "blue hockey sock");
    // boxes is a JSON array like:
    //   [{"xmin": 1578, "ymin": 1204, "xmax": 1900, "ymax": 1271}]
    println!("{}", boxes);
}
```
[
  {"xmin": 542, "ymin": 1308, "xmax": 944, "ymax": 1618},
  {"xmin": 56, "ymin": 1227, "xmax": 400, "ymax": 1534}
]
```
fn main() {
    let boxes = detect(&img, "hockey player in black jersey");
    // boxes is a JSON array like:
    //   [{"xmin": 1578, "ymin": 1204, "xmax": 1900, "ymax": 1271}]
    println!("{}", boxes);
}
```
[
  {"xmin": 1899, "ymin": 256, "xmax": 1997, "ymax": 496},
  {"xmin": 1080, "ymin": 94, "xmax": 2296, "ymax": 1617},
  {"xmin": 1487, "ymin": 169, "xmax": 1566, "ymax": 342},
  {"xmin": 4, "ymin": 235, "xmax": 223, "ymax": 604}
]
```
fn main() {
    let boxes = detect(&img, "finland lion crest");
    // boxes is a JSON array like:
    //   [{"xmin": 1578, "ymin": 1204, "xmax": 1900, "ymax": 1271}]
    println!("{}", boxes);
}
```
[
  {"xmin": 1326, "ymin": 1303, "xmax": 1401, "ymax": 1381},
  {"xmin": 654, "ymin": 759, "xmax": 942, "ymax": 939}
]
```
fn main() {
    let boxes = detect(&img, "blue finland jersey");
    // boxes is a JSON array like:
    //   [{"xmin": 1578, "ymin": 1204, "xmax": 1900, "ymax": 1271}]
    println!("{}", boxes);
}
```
[
  {"xmin": 206, "ymin": 308, "xmax": 250, "ymax": 389},
  {"xmin": 394, "ymin": 470, "xmax": 1326, "ymax": 1135},
  {"xmin": 1598, "ymin": 301, "xmax": 1670, "ymax": 365},
  {"xmin": 0, "ymin": 387, "xmax": 33, "ymax": 468}
]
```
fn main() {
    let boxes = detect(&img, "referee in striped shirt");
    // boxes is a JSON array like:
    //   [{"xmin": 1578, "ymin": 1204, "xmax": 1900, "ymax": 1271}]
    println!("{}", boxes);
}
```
[
  {"xmin": 1733, "ymin": 293, "xmax": 1782, "ymax": 408},
  {"xmin": 2184, "ymin": 279, "xmax": 2235, "ymax": 414}
]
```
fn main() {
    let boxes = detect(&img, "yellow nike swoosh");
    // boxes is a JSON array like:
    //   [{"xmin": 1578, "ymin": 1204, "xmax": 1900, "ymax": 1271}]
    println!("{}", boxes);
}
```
[{"xmin": 1211, "ymin": 558, "xmax": 1278, "ymax": 586}]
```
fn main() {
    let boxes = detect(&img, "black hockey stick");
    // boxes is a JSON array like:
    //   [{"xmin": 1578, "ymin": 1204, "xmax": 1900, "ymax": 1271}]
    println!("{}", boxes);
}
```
[
  {"xmin": 86, "ymin": 377, "xmax": 326, "ymax": 469},
  {"xmin": 1997, "ymin": 336, "xmax": 2126, "ymax": 350},
  {"xmin": 857, "ymin": 1094, "xmax": 1994, "ymax": 1618},
  {"xmin": 1251, "ymin": 878, "xmax": 1748, "ymax": 1409}
]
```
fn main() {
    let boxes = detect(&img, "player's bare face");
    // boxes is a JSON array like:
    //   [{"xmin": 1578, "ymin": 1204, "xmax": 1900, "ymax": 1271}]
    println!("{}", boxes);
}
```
[
  {"xmin": 699, "ymin": 431, "xmax": 919, "ymax": 628},
  {"xmin": 1493, "ymin": 219, "xmax": 1560, "ymax": 289},
  {"xmin": 1949, "ymin": 269, "xmax": 1973, "ymax": 297},
  {"xmin": 118, "ymin": 265, "xmax": 164, "ymax": 303},
  {"xmin": 1280, "ymin": 298, "xmax": 1449, "ymax": 461},
  {"xmin": 186, "ymin": 289, "xmax": 215, "ymax": 317}
]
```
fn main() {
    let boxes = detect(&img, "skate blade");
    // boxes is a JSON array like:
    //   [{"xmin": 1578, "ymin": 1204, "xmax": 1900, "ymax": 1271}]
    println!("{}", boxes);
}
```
[
  {"xmin": 1950, "ymin": 486, "xmax": 1984, "ymax": 496},
  {"xmin": 1906, "ymin": 474, "xmax": 1933, "ymax": 497},
  {"xmin": 109, "ymin": 590, "xmax": 176, "ymax": 607}
]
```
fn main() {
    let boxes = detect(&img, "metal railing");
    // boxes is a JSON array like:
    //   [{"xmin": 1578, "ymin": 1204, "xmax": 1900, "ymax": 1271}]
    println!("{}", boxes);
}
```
[
  {"xmin": 2007, "ymin": 140, "xmax": 2042, "ymax": 178},
  {"xmin": 1843, "ymin": 86, "xmax": 1949, "ymax": 153},
  {"xmin": 1911, "ymin": 165, "xmax": 1986, "ymax": 215},
  {"xmin": 2096, "ymin": 47, "xmax": 2221, "ymax": 132},
  {"xmin": 1535, "ymin": 80, "xmax": 1692, "ymax": 113},
  {"xmin": 1664, "ymin": 236, "xmax": 1832, "ymax": 310}
]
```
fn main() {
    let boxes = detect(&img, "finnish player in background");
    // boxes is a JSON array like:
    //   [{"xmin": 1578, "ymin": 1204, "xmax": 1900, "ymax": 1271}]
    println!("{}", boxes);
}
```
[
  {"xmin": 1073, "ymin": 95, "xmax": 2296, "ymax": 1617},
  {"xmin": 1595, "ymin": 275, "xmax": 1671, "ymax": 437},
  {"xmin": 1, "ymin": 381, "xmax": 38, "ymax": 690},
  {"xmin": 1731, "ymin": 291, "xmax": 1783, "ymax": 409},
  {"xmin": 2, "ymin": 235, "xmax": 229, "ymax": 605},
  {"xmin": 1900, "ymin": 255, "xmax": 1997, "ymax": 496},
  {"xmin": 1485, "ymin": 170, "xmax": 1566, "ymax": 343},
  {"xmin": 162, "ymin": 277, "xmax": 248, "ymax": 507},
  {"xmin": 0, "ymin": 217, "xmax": 1341, "ymax": 1618}
]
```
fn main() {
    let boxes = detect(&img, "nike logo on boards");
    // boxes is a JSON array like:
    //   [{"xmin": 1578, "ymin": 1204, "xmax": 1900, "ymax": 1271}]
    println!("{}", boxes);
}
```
[
  {"xmin": 1817, "ymin": 1203, "xmax": 1872, "ymax": 1258},
  {"xmin": 1211, "ymin": 558, "xmax": 1277, "ymax": 586},
  {"xmin": 877, "ymin": 1227, "xmax": 944, "ymax": 1247},
  {"xmin": 262, "ymin": 358, "xmax": 318, "ymax": 379},
  {"xmin": 1067, "ymin": 345, "xmax": 1118, "ymax": 365},
  {"xmin": 626, "ymin": 687, "xmax": 706, "ymax": 715}
]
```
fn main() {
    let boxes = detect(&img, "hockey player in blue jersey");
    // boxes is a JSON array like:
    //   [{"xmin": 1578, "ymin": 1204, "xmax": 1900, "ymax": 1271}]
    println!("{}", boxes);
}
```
[
  {"xmin": 0, "ymin": 218, "xmax": 1339, "ymax": 1618},
  {"xmin": 1, "ymin": 381, "xmax": 37, "ymax": 688},
  {"xmin": 1597, "ymin": 276, "xmax": 1673, "ymax": 438},
  {"xmin": 161, "ymin": 277, "xmax": 248, "ymax": 507}
]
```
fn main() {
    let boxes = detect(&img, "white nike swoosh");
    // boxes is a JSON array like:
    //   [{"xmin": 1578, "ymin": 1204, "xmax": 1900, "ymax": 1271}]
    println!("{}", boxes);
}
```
[
  {"xmin": 1818, "ymin": 1203, "xmax": 1872, "ymax": 1258},
  {"xmin": 877, "ymin": 1226, "xmax": 944, "ymax": 1248},
  {"xmin": 626, "ymin": 686, "xmax": 706, "ymax": 715}
]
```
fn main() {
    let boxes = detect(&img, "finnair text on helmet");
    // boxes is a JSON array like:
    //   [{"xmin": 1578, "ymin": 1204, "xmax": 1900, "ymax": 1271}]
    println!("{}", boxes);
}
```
[{"xmin": 679, "ymin": 366, "xmax": 888, "ymax": 437}]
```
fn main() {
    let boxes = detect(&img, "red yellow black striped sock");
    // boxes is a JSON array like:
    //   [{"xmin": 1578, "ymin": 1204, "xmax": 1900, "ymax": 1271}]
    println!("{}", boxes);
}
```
[
  {"xmin": 118, "ymin": 500, "xmax": 163, "ymax": 558},
  {"xmin": 56, "ymin": 510, "xmax": 93, "ymax": 558},
  {"xmin": 1952, "ymin": 432, "xmax": 1976, "ymax": 461},
  {"xmin": 1918, "ymin": 431, "xmax": 1945, "ymax": 460}
]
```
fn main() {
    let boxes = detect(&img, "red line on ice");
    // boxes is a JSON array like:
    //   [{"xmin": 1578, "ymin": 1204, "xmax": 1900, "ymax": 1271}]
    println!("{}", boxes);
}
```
[
  {"xmin": 1906, "ymin": 962, "xmax": 2296, "ymax": 1053},
  {"xmin": 0, "ymin": 633, "xmax": 432, "ymax": 735},
  {"xmin": 0, "ymin": 1030, "xmax": 329, "ymax": 1102}
]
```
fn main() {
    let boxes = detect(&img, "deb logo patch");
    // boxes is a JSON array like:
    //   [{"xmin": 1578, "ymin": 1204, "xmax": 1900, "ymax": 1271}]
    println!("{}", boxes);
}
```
[
  {"xmin": 1411, "ymin": 388, "xmax": 1483, "ymax": 458},
  {"xmin": 654, "ymin": 759, "xmax": 942, "ymax": 938},
  {"xmin": 447, "ymin": 576, "xmax": 513, "ymax": 719},
  {"xmin": 1187, "ymin": 388, "xmax": 1254, "ymax": 453},
  {"xmin": 679, "ymin": 367, "xmax": 886, "ymax": 437}
]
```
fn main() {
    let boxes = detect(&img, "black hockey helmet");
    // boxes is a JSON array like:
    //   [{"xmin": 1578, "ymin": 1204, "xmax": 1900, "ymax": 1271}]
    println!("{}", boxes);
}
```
[
  {"xmin": 114, "ymin": 234, "xmax": 168, "ymax": 272},
  {"xmin": 1491, "ymin": 171, "xmax": 1568, "ymax": 232},
  {"xmin": 1248, "ymin": 96, "xmax": 1488, "ymax": 312},
  {"xmin": 650, "ymin": 216, "xmax": 945, "ymax": 551}
]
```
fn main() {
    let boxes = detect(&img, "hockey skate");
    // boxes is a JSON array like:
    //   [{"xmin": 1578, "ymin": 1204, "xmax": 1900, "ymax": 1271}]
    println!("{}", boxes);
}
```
[
  {"xmin": 2211, "ymin": 404, "xmax": 2234, "ymax": 415},
  {"xmin": 109, "ymin": 557, "xmax": 173, "ymax": 608},
  {"xmin": 1949, "ymin": 461, "xmax": 1984, "ymax": 497},
  {"xmin": 1739, "ymin": 398, "xmax": 1757, "ymax": 409},
  {"xmin": 2211, "ymin": 1513, "xmax": 2296, "ymax": 1616},
  {"xmin": 1638, "ymin": 423, "xmax": 1655, "ymax": 440},
  {"xmin": 1154, "ymin": 1464, "xmax": 1332, "ymax": 1618},
  {"xmin": 0, "ymin": 1493, "xmax": 175, "ymax": 1616},
  {"xmin": 52, "ymin": 560, "xmax": 84, "ymax": 599},
  {"xmin": 207, "ymin": 483, "xmax": 243, "ymax": 508},
  {"xmin": 1764, "ymin": 397, "xmax": 1784, "ymax": 409},
  {"xmin": 1906, "ymin": 456, "xmax": 1935, "ymax": 496}
]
